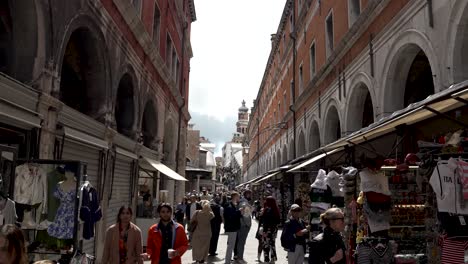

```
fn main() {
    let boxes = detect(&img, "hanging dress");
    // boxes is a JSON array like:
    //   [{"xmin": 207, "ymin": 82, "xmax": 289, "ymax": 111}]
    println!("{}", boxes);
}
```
[{"xmin": 48, "ymin": 187, "xmax": 76, "ymax": 239}]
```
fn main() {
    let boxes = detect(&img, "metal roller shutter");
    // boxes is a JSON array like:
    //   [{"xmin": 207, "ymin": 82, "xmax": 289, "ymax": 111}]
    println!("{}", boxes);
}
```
[
  {"xmin": 105, "ymin": 154, "xmax": 133, "ymax": 229},
  {"xmin": 61, "ymin": 139, "xmax": 101, "ymax": 256}
]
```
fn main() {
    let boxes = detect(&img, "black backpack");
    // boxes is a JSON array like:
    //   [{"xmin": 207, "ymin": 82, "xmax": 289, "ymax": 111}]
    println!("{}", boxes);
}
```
[{"xmin": 280, "ymin": 220, "xmax": 295, "ymax": 250}]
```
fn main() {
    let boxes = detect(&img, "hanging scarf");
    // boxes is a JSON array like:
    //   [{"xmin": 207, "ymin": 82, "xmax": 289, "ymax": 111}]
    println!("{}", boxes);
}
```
[{"xmin": 119, "ymin": 223, "xmax": 129, "ymax": 263}]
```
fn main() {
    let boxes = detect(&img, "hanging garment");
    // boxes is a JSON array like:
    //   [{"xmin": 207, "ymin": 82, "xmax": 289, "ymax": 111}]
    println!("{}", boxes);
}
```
[
  {"xmin": 0, "ymin": 198, "xmax": 17, "ymax": 226},
  {"xmin": 79, "ymin": 185, "xmax": 102, "ymax": 239},
  {"xmin": 48, "ymin": 187, "xmax": 76, "ymax": 239},
  {"xmin": 455, "ymin": 159, "xmax": 468, "ymax": 200},
  {"xmin": 359, "ymin": 168, "xmax": 391, "ymax": 195},
  {"xmin": 355, "ymin": 242, "xmax": 372, "ymax": 264},
  {"xmin": 363, "ymin": 199, "xmax": 390, "ymax": 233},
  {"xmin": 439, "ymin": 234, "xmax": 468, "ymax": 264},
  {"xmin": 14, "ymin": 164, "xmax": 47, "ymax": 213},
  {"xmin": 326, "ymin": 171, "xmax": 345, "ymax": 207},
  {"xmin": 429, "ymin": 159, "xmax": 468, "ymax": 214},
  {"xmin": 309, "ymin": 185, "xmax": 332, "ymax": 211},
  {"xmin": 311, "ymin": 169, "xmax": 328, "ymax": 190}
]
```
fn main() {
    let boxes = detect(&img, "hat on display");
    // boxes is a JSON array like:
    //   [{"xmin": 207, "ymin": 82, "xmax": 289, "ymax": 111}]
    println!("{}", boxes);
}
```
[{"xmin": 290, "ymin": 204, "xmax": 302, "ymax": 211}]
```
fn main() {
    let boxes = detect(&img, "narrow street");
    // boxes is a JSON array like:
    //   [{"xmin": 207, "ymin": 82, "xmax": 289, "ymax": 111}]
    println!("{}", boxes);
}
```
[{"xmin": 181, "ymin": 219, "xmax": 301, "ymax": 264}]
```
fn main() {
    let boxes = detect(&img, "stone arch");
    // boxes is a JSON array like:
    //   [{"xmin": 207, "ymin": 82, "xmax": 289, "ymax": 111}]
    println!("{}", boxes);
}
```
[
  {"xmin": 273, "ymin": 152, "xmax": 277, "ymax": 168},
  {"xmin": 297, "ymin": 129, "xmax": 306, "ymax": 157},
  {"xmin": 323, "ymin": 104, "xmax": 342, "ymax": 145},
  {"xmin": 163, "ymin": 118, "xmax": 177, "ymax": 163},
  {"xmin": 288, "ymin": 138, "xmax": 295, "ymax": 160},
  {"xmin": 141, "ymin": 100, "xmax": 158, "ymax": 149},
  {"xmin": 345, "ymin": 80, "xmax": 375, "ymax": 133},
  {"xmin": 282, "ymin": 144, "xmax": 288, "ymax": 164},
  {"xmin": 447, "ymin": 0, "xmax": 468, "ymax": 84},
  {"xmin": 0, "ymin": 1, "xmax": 12, "ymax": 74},
  {"xmin": 56, "ymin": 15, "xmax": 111, "ymax": 121},
  {"xmin": 115, "ymin": 73, "xmax": 136, "ymax": 137},
  {"xmin": 381, "ymin": 30, "xmax": 438, "ymax": 115},
  {"xmin": 308, "ymin": 119, "xmax": 320, "ymax": 152}
]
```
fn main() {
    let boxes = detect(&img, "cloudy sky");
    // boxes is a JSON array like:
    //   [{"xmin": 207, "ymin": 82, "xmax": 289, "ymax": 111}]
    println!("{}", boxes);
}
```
[{"xmin": 189, "ymin": 0, "xmax": 286, "ymax": 156}]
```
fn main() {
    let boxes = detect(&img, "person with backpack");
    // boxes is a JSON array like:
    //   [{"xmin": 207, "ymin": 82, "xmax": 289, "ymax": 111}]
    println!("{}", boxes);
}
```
[{"xmin": 281, "ymin": 204, "xmax": 308, "ymax": 264}]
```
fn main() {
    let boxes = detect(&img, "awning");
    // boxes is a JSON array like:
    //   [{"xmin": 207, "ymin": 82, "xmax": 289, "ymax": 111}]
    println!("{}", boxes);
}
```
[
  {"xmin": 323, "ymin": 82, "xmax": 468, "ymax": 152},
  {"xmin": 141, "ymin": 157, "xmax": 187, "ymax": 181},
  {"xmin": 0, "ymin": 98, "xmax": 42, "ymax": 129},
  {"xmin": 256, "ymin": 171, "xmax": 281, "ymax": 183},
  {"xmin": 287, "ymin": 147, "xmax": 344, "ymax": 172}
]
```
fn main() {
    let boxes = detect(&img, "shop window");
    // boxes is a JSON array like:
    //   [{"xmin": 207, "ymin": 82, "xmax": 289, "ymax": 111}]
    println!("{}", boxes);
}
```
[
  {"xmin": 136, "ymin": 171, "xmax": 156, "ymax": 218},
  {"xmin": 348, "ymin": 0, "xmax": 361, "ymax": 26},
  {"xmin": 326, "ymin": 11, "xmax": 334, "ymax": 58},
  {"xmin": 152, "ymin": 4, "xmax": 161, "ymax": 45}
]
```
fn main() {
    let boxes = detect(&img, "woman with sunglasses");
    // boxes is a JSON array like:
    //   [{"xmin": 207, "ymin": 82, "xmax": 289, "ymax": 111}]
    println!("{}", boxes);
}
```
[{"xmin": 308, "ymin": 208, "xmax": 346, "ymax": 264}]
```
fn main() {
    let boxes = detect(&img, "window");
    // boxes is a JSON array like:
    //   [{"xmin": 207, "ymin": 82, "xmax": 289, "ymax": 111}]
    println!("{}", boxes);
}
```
[
  {"xmin": 310, "ymin": 42, "xmax": 316, "ymax": 77},
  {"xmin": 299, "ymin": 64, "xmax": 304, "ymax": 93},
  {"xmin": 166, "ymin": 35, "xmax": 172, "ymax": 70},
  {"xmin": 289, "ymin": 14, "xmax": 294, "ymax": 32},
  {"xmin": 326, "ymin": 12, "xmax": 334, "ymax": 58},
  {"xmin": 175, "ymin": 59, "xmax": 180, "ymax": 86},
  {"xmin": 172, "ymin": 49, "xmax": 177, "ymax": 79},
  {"xmin": 131, "ymin": 0, "xmax": 142, "ymax": 17},
  {"xmin": 153, "ymin": 4, "xmax": 161, "ymax": 44},
  {"xmin": 348, "ymin": 0, "xmax": 361, "ymax": 26}
]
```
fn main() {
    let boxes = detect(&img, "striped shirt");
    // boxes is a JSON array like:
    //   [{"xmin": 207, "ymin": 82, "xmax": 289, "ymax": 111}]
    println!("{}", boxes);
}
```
[{"xmin": 440, "ymin": 234, "xmax": 468, "ymax": 264}]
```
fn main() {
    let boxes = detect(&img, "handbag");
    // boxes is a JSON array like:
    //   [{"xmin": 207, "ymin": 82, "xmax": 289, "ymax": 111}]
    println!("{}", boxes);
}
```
[{"xmin": 188, "ymin": 211, "xmax": 199, "ymax": 232}]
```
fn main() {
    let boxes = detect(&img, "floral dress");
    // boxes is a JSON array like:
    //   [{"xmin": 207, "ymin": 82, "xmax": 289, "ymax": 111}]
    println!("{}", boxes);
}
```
[{"xmin": 48, "ymin": 187, "xmax": 76, "ymax": 239}]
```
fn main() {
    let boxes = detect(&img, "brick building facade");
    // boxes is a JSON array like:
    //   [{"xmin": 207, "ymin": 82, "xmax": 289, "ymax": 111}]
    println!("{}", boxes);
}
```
[{"xmin": 244, "ymin": 0, "xmax": 468, "ymax": 180}]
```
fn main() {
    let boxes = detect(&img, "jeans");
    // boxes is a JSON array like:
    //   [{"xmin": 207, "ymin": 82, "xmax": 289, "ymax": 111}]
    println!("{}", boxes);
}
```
[
  {"xmin": 224, "ymin": 231, "xmax": 238, "ymax": 264},
  {"xmin": 288, "ymin": 245, "xmax": 305, "ymax": 264},
  {"xmin": 235, "ymin": 225, "xmax": 251, "ymax": 260}
]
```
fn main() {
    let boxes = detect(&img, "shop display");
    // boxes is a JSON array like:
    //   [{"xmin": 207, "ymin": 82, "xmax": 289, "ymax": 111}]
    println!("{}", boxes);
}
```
[
  {"xmin": 79, "ymin": 182, "xmax": 102, "ymax": 240},
  {"xmin": 0, "ymin": 192, "xmax": 16, "ymax": 225}
]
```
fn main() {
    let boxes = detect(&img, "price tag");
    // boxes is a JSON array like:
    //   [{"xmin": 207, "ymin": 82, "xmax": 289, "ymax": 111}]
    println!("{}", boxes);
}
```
[{"xmin": 460, "ymin": 216, "xmax": 466, "ymax": 226}]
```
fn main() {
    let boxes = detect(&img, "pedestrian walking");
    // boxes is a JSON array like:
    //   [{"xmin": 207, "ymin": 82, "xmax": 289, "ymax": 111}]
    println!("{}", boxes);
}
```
[
  {"xmin": 175, "ymin": 197, "xmax": 188, "ymax": 228},
  {"xmin": 209, "ymin": 194, "xmax": 223, "ymax": 256},
  {"xmin": 102, "ymin": 206, "xmax": 143, "ymax": 264},
  {"xmin": 0, "ymin": 224, "xmax": 27, "ymax": 264},
  {"xmin": 234, "ymin": 189, "xmax": 253, "ymax": 262},
  {"xmin": 191, "ymin": 200, "xmax": 215, "ymax": 263},
  {"xmin": 308, "ymin": 208, "xmax": 346, "ymax": 264},
  {"xmin": 223, "ymin": 191, "xmax": 243, "ymax": 264},
  {"xmin": 142, "ymin": 203, "xmax": 189, "ymax": 264},
  {"xmin": 186, "ymin": 194, "xmax": 202, "ymax": 241},
  {"xmin": 281, "ymin": 204, "xmax": 308, "ymax": 264},
  {"xmin": 260, "ymin": 196, "xmax": 281, "ymax": 263}
]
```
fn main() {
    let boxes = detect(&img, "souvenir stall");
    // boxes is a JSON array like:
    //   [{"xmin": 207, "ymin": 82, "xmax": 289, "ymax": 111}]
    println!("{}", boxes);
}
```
[
  {"xmin": 254, "ymin": 171, "xmax": 292, "ymax": 223},
  {"xmin": 11, "ymin": 160, "xmax": 102, "ymax": 263}
]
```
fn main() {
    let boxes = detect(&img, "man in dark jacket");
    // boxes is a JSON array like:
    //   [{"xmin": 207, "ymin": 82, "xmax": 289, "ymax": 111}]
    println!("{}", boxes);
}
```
[
  {"xmin": 186, "ymin": 194, "xmax": 202, "ymax": 241},
  {"xmin": 223, "ymin": 191, "xmax": 242, "ymax": 264},
  {"xmin": 209, "ymin": 194, "xmax": 223, "ymax": 256}
]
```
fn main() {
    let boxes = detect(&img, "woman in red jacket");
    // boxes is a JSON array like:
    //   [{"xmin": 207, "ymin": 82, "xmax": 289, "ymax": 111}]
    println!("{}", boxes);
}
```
[{"xmin": 142, "ymin": 203, "xmax": 189, "ymax": 264}]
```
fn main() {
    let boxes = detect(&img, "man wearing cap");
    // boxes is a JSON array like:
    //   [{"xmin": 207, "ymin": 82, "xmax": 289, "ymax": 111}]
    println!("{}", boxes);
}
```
[{"xmin": 282, "ymin": 204, "xmax": 308, "ymax": 264}]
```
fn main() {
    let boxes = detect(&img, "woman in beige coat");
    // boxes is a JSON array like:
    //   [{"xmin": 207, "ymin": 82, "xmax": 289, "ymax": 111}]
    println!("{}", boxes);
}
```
[
  {"xmin": 102, "ymin": 206, "xmax": 143, "ymax": 264},
  {"xmin": 191, "ymin": 200, "xmax": 214, "ymax": 263}
]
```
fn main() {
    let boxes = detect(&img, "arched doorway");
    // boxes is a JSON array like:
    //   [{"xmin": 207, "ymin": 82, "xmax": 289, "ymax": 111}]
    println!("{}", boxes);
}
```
[
  {"xmin": 383, "ymin": 44, "xmax": 434, "ymax": 113},
  {"xmin": 115, "ymin": 73, "xmax": 135, "ymax": 137},
  {"xmin": 297, "ymin": 130, "xmax": 306, "ymax": 157},
  {"xmin": 346, "ymin": 83, "xmax": 374, "ymax": 133},
  {"xmin": 59, "ymin": 27, "xmax": 108, "ymax": 119},
  {"xmin": 141, "ymin": 100, "xmax": 158, "ymax": 149},
  {"xmin": 404, "ymin": 50, "xmax": 434, "ymax": 106},
  {"xmin": 308, "ymin": 121, "xmax": 320, "ymax": 152},
  {"xmin": 0, "ymin": 1, "xmax": 12, "ymax": 74},
  {"xmin": 324, "ymin": 106, "xmax": 341, "ymax": 144}
]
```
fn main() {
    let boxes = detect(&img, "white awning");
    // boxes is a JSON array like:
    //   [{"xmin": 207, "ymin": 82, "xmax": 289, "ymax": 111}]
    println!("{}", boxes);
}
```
[
  {"xmin": 256, "ymin": 171, "xmax": 280, "ymax": 183},
  {"xmin": 287, "ymin": 147, "xmax": 343, "ymax": 172},
  {"xmin": 141, "ymin": 157, "xmax": 187, "ymax": 181}
]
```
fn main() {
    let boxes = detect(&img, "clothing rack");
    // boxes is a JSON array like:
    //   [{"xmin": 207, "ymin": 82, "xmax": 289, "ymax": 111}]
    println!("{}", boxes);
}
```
[{"xmin": 15, "ymin": 159, "xmax": 87, "ymax": 257}]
